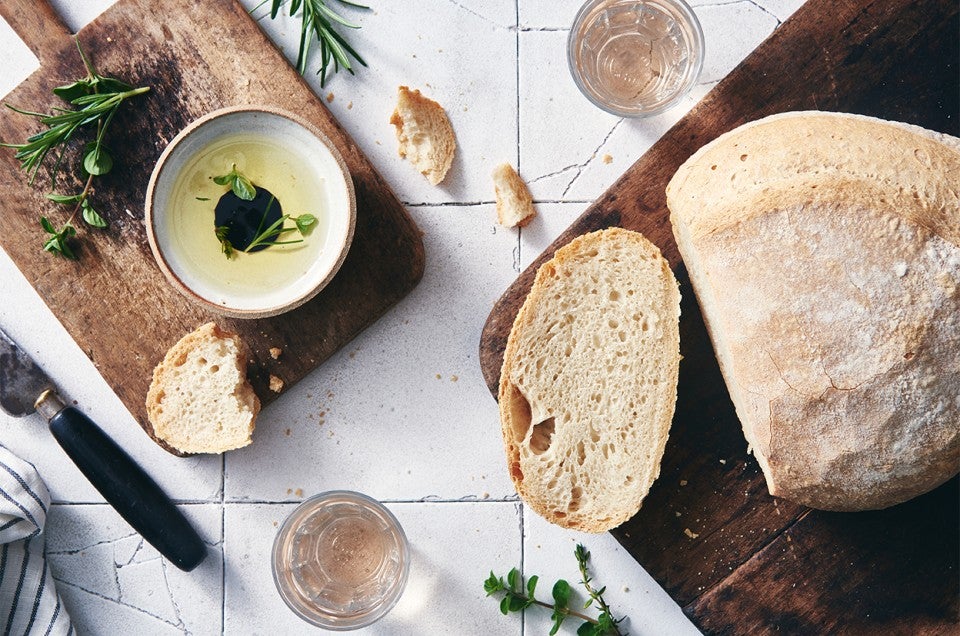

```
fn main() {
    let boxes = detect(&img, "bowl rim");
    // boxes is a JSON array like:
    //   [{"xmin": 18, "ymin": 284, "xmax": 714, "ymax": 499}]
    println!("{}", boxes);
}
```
[{"xmin": 144, "ymin": 105, "xmax": 357, "ymax": 319}]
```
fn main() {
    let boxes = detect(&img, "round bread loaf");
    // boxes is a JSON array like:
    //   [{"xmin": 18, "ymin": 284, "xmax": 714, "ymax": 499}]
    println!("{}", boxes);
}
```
[
  {"xmin": 498, "ymin": 228, "xmax": 681, "ymax": 532},
  {"xmin": 667, "ymin": 111, "xmax": 960, "ymax": 511}
]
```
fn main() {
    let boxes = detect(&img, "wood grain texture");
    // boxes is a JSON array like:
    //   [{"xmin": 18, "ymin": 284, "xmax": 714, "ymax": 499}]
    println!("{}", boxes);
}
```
[
  {"xmin": 479, "ymin": 0, "xmax": 959, "ymax": 632},
  {"xmin": 0, "ymin": 0, "xmax": 424, "ymax": 456}
]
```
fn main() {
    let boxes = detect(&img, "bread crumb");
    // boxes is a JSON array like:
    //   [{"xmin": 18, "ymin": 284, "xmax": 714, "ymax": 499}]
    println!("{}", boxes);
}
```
[
  {"xmin": 285, "ymin": 428, "xmax": 291, "ymax": 436},
  {"xmin": 347, "ymin": 101, "xmax": 353, "ymax": 110},
  {"xmin": 482, "ymin": 492, "xmax": 490, "ymax": 499},
  {"xmin": 684, "ymin": 528, "xmax": 699, "ymax": 539},
  {"xmin": 286, "ymin": 488, "xmax": 292, "ymax": 495},
  {"xmin": 269, "ymin": 374, "xmax": 284, "ymax": 392},
  {"xmin": 273, "ymin": 521, "xmax": 278, "ymax": 527},
  {"xmin": 622, "ymin": 586, "xmax": 630, "ymax": 593},
  {"xmin": 492, "ymin": 163, "xmax": 536, "ymax": 228},
  {"xmin": 435, "ymin": 373, "xmax": 442, "ymax": 380},
  {"xmin": 451, "ymin": 374, "xmax": 459, "ymax": 382},
  {"xmin": 326, "ymin": 92, "xmax": 334, "ymax": 103},
  {"xmin": 602, "ymin": 154, "xmax": 613, "ymax": 164},
  {"xmin": 680, "ymin": 479, "xmax": 688, "ymax": 486},
  {"xmin": 269, "ymin": 347, "xmax": 282, "ymax": 359},
  {"xmin": 719, "ymin": 459, "xmax": 727, "ymax": 464},
  {"xmin": 295, "ymin": 488, "xmax": 303, "ymax": 497},
  {"xmin": 675, "ymin": 511, "xmax": 682, "ymax": 517}
]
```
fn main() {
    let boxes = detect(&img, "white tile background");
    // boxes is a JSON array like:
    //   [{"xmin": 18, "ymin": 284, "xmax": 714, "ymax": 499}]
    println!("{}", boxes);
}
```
[{"xmin": 0, "ymin": 0, "xmax": 805, "ymax": 632}]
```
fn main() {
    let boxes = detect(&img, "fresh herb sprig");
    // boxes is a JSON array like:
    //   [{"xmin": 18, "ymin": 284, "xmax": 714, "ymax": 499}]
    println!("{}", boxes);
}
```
[
  {"xmin": 213, "ymin": 164, "xmax": 256, "ymax": 201},
  {"xmin": 484, "ymin": 544, "xmax": 625, "ymax": 636},
  {"xmin": 256, "ymin": 0, "xmax": 369, "ymax": 85},
  {"xmin": 211, "ymin": 167, "xmax": 316, "ymax": 258},
  {"xmin": 1, "ymin": 39, "xmax": 150, "ymax": 258}
]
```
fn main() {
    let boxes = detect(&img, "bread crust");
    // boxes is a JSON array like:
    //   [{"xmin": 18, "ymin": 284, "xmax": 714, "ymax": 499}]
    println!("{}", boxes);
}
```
[
  {"xmin": 667, "ymin": 111, "xmax": 960, "ymax": 511},
  {"xmin": 498, "ymin": 228, "xmax": 681, "ymax": 532}
]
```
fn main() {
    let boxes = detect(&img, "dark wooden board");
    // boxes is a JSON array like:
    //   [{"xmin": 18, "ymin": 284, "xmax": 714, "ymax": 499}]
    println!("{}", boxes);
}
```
[
  {"xmin": 0, "ymin": 0, "xmax": 424, "ymax": 455},
  {"xmin": 479, "ymin": 0, "xmax": 959, "ymax": 632}
]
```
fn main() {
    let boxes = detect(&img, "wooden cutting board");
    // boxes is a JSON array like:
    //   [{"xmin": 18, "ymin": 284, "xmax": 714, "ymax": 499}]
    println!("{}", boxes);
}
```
[
  {"xmin": 479, "ymin": 0, "xmax": 959, "ymax": 633},
  {"xmin": 0, "ymin": 0, "xmax": 423, "ymax": 455}
]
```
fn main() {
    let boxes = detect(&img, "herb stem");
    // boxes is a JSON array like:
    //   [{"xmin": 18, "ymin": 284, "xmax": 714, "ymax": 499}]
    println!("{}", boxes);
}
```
[{"xmin": 528, "ymin": 598, "xmax": 598, "ymax": 624}]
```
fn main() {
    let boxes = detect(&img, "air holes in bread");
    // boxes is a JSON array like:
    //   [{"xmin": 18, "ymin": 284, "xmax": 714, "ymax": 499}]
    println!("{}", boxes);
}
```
[
  {"xmin": 505, "ymin": 382, "xmax": 532, "ymax": 444},
  {"xmin": 530, "ymin": 417, "xmax": 556, "ymax": 455}
]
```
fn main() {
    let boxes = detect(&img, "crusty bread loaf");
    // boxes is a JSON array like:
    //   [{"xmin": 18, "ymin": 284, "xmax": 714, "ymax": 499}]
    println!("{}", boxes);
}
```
[
  {"xmin": 667, "ymin": 111, "xmax": 960, "ymax": 511},
  {"xmin": 499, "ymin": 228, "xmax": 681, "ymax": 532},
  {"xmin": 146, "ymin": 323, "xmax": 260, "ymax": 454},
  {"xmin": 389, "ymin": 86, "xmax": 456, "ymax": 185},
  {"xmin": 492, "ymin": 163, "xmax": 536, "ymax": 228}
]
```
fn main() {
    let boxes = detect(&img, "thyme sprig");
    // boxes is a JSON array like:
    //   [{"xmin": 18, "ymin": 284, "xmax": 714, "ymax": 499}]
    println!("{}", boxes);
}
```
[
  {"xmin": 256, "ymin": 0, "xmax": 369, "ymax": 85},
  {"xmin": 1, "ymin": 39, "xmax": 150, "ymax": 258},
  {"xmin": 484, "ymin": 544, "xmax": 625, "ymax": 635},
  {"xmin": 211, "ymin": 168, "xmax": 316, "ymax": 258}
]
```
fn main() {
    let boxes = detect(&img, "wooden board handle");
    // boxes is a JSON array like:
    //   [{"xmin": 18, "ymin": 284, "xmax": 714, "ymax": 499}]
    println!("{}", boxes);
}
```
[{"xmin": 0, "ymin": 0, "xmax": 71, "ymax": 65}]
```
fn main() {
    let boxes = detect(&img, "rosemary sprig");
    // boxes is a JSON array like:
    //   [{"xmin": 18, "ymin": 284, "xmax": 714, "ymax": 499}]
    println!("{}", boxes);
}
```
[
  {"xmin": 484, "ymin": 544, "xmax": 626, "ymax": 635},
  {"xmin": 1, "ymin": 39, "xmax": 150, "ymax": 258},
  {"xmin": 258, "ymin": 0, "xmax": 369, "ymax": 85}
]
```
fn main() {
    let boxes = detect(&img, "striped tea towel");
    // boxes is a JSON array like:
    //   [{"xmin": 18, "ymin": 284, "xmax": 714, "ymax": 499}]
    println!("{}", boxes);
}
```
[{"xmin": 0, "ymin": 446, "xmax": 71, "ymax": 635}]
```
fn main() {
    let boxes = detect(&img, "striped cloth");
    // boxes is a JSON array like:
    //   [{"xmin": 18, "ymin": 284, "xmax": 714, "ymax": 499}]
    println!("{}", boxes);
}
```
[{"xmin": 0, "ymin": 446, "xmax": 71, "ymax": 635}]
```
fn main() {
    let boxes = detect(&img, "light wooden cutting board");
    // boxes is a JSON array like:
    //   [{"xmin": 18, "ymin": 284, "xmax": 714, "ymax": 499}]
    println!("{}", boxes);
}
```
[{"xmin": 0, "ymin": 0, "xmax": 424, "ymax": 455}]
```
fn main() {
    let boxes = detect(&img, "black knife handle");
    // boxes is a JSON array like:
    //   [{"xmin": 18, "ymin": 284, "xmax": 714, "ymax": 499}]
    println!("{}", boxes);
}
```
[{"xmin": 48, "ymin": 406, "xmax": 207, "ymax": 571}]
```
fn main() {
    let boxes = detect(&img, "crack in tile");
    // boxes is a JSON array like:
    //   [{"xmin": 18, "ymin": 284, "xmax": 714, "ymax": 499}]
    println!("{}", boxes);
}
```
[
  {"xmin": 561, "ymin": 118, "xmax": 626, "ymax": 197},
  {"xmin": 692, "ymin": 0, "xmax": 783, "ymax": 26},
  {"xmin": 46, "ymin": 531, "xmax": 139, "ymax": 556},
  {"xmin": 445, "ymin": 0, "xmax": 511, "ymax": 30},
  {"xmin": 54, "ymin": 578, "xmax": 182, "ymax": 628},
  {"xmin": 160, "ymin": 558, "xmax": 188, "ymax": 635}
]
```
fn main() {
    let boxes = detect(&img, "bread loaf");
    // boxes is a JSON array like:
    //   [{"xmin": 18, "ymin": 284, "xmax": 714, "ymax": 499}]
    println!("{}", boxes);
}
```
[
  {"xmin": 667, "ymin": 111, "xmax": 960, "ymax": 511},
  {"xmin": 146, "ymin": 322, "xmax": 260, "ymax": 454},
  {"xmin": 499, "ymin": 228, "xmax": 681, "ymax": 532},
  {"xmin": 389, "ymin": 86, "xmax": 456, "ymax": 185}
]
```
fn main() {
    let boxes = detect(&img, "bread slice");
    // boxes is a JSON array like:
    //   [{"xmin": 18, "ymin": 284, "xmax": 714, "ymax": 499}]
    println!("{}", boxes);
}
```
[
  {"xmin": 146, "ymin": 322, "xmax": 260, "ymax": 454},
  {"xmin": 389, "ymin": 86, "xmax": 456, "ymax": 185},
  {"xmin": 492, "ymin": 163, "xmax": 536, "ymax": 228},
  {"xmin": 667, "ymin": 111, "xmax": 960, "ymax": 511},
  {"xmin": 498, "ymin": 228, "xmax": 681, "ymax": 532}
]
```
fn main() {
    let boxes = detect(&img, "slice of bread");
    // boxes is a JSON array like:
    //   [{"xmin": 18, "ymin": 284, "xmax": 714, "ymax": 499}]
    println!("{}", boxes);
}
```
[
  {"xmin": 146, "ymin": 322, "xmax": 260, "ymax": 454},
  {"xmin": 498, "ymin": 228, "xmax": 681, "ymax": 532},
  {"xmin": 492, "ymin": 163, "xmax": 536, "ymax": 228},
  {"xmin": 389, "ymin": 86, "xmax": 456, "ymax": 185}
]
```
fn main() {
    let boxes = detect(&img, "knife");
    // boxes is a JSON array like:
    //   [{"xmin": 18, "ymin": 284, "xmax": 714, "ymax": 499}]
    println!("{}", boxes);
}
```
[{"xmin": 0, "ymin": 327, "xmax": 206, "ymax": 572}]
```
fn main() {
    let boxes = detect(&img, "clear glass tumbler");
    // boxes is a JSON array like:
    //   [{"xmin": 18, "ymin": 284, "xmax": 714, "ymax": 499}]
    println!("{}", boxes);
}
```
[
  {"xmin": 272, "ymin": 491, "xmax": 410, "ymax": 630},
  {"xmin": 568, "ymin": 0, "xmax": 705, "ymax": 117}
]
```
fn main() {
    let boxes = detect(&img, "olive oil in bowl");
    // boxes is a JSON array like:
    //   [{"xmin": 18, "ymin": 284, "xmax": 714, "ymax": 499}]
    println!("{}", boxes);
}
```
[{"xmin": 146, "ymin": 108, "xmax": 355, "ymax": 318}]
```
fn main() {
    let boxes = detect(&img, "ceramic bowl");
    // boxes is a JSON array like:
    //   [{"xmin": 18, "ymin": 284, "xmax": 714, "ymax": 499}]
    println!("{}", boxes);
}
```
[{"xmin": 145, "ymin": 106, "xmax": 356, "ymax": 319}]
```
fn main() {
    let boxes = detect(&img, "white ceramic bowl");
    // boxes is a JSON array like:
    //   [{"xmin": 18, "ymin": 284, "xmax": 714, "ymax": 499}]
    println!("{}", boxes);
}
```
[{"xmin": 146, "ymin": 106, "xmax": 356, "ymax": 318}]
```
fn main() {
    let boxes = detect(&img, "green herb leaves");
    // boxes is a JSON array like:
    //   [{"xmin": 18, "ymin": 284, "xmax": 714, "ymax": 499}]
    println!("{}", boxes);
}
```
[
  {"xmin": 213, "ymin": 164, "xmax": 257, "ymax": 201},
  {"xmin": 209, "ymin": 169, "xmax": 316, "ymax": 259},
  {"xmin": 484, "ymin": 544, "xmax": 625, "ymax": 635},
  {"xmin": 40, "ymin": 217, "xmax": 77, "ymax": 259},
  {"xmin": 262, "ymin": 0, "xmax": 369, "ymax": 85},
  {"xmin": 1, "ymin": 38, "xmax": 150, "ymax": 258}
]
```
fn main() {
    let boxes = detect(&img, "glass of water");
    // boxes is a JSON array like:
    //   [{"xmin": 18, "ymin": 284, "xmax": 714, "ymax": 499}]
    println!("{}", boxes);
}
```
[
  {"xmin": 272, "ymin": 491, "xmax": 410, "ymax": 630},
  {"xmin": 568, "ymin": 0, "xmax": 705, "ymax": 117}
]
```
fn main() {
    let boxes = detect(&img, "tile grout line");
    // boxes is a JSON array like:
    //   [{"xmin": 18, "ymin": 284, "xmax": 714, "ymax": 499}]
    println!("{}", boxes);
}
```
[
  {"xmin": 220, "ymin": 452, "xmax": 226, "ymax": 636},
  {"xmin": 515, "ymin": 0, "xmax": 523, "ymax": 278}
]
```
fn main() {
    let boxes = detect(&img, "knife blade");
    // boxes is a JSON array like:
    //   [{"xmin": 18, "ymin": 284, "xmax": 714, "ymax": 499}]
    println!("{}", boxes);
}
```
[
  {"xmin": 0, "ymin": 328, "xmax": 54, "ymax": 417},
  {"xmin": 0, "ymin": 326, "xmax": 206, "ymax": 571}
]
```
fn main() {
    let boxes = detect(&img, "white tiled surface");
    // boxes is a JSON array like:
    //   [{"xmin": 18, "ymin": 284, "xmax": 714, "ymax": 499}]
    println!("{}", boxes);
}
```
[{"xmin": 0, "ymin": 0, "xmax": 804, "ymax": 633}]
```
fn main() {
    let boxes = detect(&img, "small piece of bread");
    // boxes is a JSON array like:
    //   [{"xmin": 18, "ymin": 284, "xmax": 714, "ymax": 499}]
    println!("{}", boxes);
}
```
[
  {"xmin": 146, "ymin": 323, "xmax": 260, "ymax": 454},
  {"xmin": 493, "ymin": 163, "xmax": 536, "ymax": 228},
  {"xmin": 499, "ymin": 228, "xmax": 681, "ymax": 532},
  {"xmin": 389, "ymin": 86, "xmax": 456, "ymax": 185}
]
